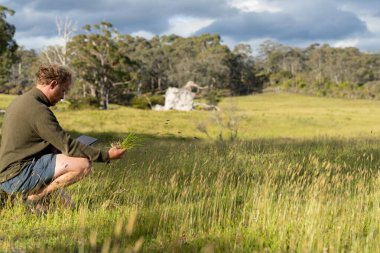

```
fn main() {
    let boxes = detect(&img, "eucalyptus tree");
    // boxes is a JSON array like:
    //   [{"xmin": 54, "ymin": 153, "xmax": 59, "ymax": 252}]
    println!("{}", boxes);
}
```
[
  {"xmin": 68, "ymin": 22, "xmax": 133, "ymax": 109},
  {"xmin": 230, "ymin": 44, "xmax": 258, "ymax": 94},
  {"xmin": 7, "ymin": 48, "xmax": 38, "ymax": 94},
  {"xmin": 118, "ymin": 35, "xmax": 169, "ymax": 94},
  {"xmin": 0, "ymin": 5, "xmax": 18, "ymax": 92},
  {"xmin": 40, "ymin": 17, "xmax": 76, "ymax": 66},
  {"xmin": 166, "ymin": 34, "xmax": 231, "ymax": 89}
]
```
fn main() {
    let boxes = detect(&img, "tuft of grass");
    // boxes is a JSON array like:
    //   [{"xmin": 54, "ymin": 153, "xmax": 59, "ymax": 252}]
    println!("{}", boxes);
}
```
[{"xmin": 113, "ymin": 133, "xmax": 144, "ymax": 150}]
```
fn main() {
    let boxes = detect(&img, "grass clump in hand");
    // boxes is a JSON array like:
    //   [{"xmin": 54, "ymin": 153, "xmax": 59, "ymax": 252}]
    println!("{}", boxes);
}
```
[{"xmin": 112, "ymin": 132, "xmax": 144, "ymax": 150}]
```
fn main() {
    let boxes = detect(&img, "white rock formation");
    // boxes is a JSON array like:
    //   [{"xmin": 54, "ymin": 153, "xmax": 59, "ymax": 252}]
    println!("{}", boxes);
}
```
[
  {"xmin": 154, "ymin": 87, "xmax": 195, "ymax": 111},
  {"xmin": 153, "ymin": 81, "xmax": 218, "ymax": 111}
]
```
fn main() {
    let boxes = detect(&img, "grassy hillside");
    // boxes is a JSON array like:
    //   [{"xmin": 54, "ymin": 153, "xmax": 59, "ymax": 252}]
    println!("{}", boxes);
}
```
[
  {"xmin": 0, "ymin": 94, "xmax": 16, "ymax": 109},
  {"xmin": 1, "ymin": 93, "xmax": 380, "ymax": 252},
  {"xmin": 2, "ymin": 92, "xmax": 380, "ymax": 139}
]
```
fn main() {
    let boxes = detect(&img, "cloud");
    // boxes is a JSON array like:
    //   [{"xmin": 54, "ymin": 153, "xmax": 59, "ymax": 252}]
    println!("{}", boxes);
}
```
[
  {"xmin": 164, "ymin": 16, "xmax": 214, "ymax": 37},
  {"xmin": 198, "ymin": 1, "xmax": 368, "ymax": 42},
  {"xmin": 2, "ymin": 0, "xmax": 380, "ymax": 52},
  {"xmin": 228, "ymin": 0, "xmax": 282, "ymax": 13},
  {"xmin": 4, "ymin": 0, "xmax": 234, "ymax": 44},
  {"xmin": 16, "ymin": 36, "xmax": 65, "ymax": 50}
]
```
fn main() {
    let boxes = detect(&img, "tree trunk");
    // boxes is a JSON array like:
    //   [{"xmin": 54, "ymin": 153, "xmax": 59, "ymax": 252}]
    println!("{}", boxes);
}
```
[
  {"xmin": 158, "ymin": 77, "xmax": 162, "ymax": 91},
  {"xmin": 99, "ymin": 82, "xmax": 108, "ymax": 110},
  {"xmin": 82, "ymin": 83, "xmax": 86, "ymax": 98},
  {"xmin": 90, "ymin": 85, "xmax": 96, "ymax": 97},
  {"xmin": 151, "ymin": 77, "xmax": 155, "ymax": 94},
  {"xmin": 137, "ymin": 82, "xmax": 142, "ymax": 96}
]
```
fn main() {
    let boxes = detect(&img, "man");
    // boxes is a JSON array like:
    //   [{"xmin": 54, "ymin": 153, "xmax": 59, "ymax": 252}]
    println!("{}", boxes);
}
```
[{"xmin": 0, "ymin": 64, "xmax": 126, "ymax": 203}]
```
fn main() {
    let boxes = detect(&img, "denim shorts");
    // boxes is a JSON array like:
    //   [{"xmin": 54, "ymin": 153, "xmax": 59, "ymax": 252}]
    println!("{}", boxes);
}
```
[{"xmin": 0, "ymin": 154, "xmax": 56, "ymax": 195}]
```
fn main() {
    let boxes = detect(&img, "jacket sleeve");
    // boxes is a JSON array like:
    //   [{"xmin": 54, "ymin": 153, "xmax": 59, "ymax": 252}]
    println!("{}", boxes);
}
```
[{"xmin": 34, "ymin": 107, "xmax": 110, "ymax": 162}]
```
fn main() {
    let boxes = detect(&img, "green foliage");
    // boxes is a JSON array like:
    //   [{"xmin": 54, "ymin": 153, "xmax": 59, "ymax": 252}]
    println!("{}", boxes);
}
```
[
  {"xmin": 131, "ymin": 94, "xmax": 164, "ymax": 109},
  {"xmin": 148, "ymin": 94, "xmax": 165, "ymax": 106},
  {"xmin": 110, "ymin": 92, "xmax": 136, "ymax": 106},
  {"xmin": 116, "ymin": 132, "xmax": 144, "ymax": 150},
  {"xmin": 0, "ymin": 5, "xmax": 18, "ymax": 90},
  {"xmin": 4, "ymin": 48, "xmax": 38, "ymax": 94},
  {"xmin": 205, "ymin": 89, "xmax": 221, "ymax": 105},
  {"xmin": 68, "ymin": 22, "xmax": 135, "ymax": 109},
  {"xmin": 67, "ymin": 97, "xmax": 99, "ymax": 110},
  {"xmin": 131, "ymin": 96, "xmax": 150, "ymax": 109},
  {"xmin": 257, "ymin": 41, "xmax": 380, "ymax": 99}
]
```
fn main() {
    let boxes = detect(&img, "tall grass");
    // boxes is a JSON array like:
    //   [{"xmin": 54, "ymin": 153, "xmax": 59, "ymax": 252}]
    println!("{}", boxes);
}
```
[
  {"xmin": 1, "ymin": 138, "xmax": 380, "ymax": 252},
  {"xmin": 1, "ymin": 93, "xmax": 380, "ymax": 251},
  {"xmin": 0, "ymin": 94, "xmax": 16, "ymax": 109}
]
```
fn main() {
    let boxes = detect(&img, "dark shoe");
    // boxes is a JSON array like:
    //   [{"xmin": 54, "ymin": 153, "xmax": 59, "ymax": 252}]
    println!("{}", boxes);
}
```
[{"xmin": 23, "ymin": 199, "xmax": 49, "ymax": 216}]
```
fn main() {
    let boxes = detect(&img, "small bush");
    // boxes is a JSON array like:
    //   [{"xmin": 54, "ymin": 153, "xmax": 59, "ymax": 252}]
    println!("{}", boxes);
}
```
[
  {"xmin": 149, "ymin": 95, "xmax": 165, "ymax": 106},
  {"xmin": 110, "ymin": 92, "xmax": 136, "ymax": 106},
  {"xmin": 131, "ymin": 95, "xmax": 165, "ymax": 109},
  {"xmin": 67, "ymin": 97, "xmax": 99, "ymax": 110},
  {"xmin": 205, "ymin": 90, "xmax": 221, "ymax": 106},
  {"xmin": 131, "ymin": 96, "xmax": 150, "ymax": 109}
]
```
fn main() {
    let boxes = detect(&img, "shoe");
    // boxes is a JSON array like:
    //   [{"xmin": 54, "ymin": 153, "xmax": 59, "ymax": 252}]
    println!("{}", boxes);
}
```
[{"xmin": 23, "ymin": 198, "xmax": 50, "ymax": 216}]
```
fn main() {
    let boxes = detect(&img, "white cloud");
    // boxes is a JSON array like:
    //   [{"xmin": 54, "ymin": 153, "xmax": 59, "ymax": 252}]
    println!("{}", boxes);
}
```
[
  {"xmin": 332, "ymin": 38, "xmax": 360, "ymax": 48},
  {"xmin": 228, "ymin": 0, "xmax": 282, "ymax": 13},
  {"xmin": 164, "ymin": 16, "xmax": 215, "ymax": 37},
  {"xmin": 15, "ymin": 35, "xmax": 65, "ymax": 51},
  {"xmin": 3, "ymin": 0, "xmax": 380, "ymax": 52},
  {"xmin": 131, "ymin": 30, "xmax": 155, "ymax": 39},
  {"xmin": 358, "ymin": 14, "xmax": 380, "ymax": 34}
]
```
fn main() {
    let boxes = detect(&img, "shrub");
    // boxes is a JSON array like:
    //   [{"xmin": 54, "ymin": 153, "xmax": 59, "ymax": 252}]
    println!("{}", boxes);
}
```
[
  {"xmin": 131, "ymin": 94, "xmax": 165, "ymax": 109},
  {"xmin": 205, "ymin": 90, "xmax": 221, "ymax": 106},
  {"xmin": 67, "ymin": 97, "xmax": 99, "ymax": 110},
  {"xmin": 110, "ymin": 92, "xmax": 136, "ymax": 106},
  {"xmin": 149, "ymin": 95, "xmax": 165, "ymax": 106}
]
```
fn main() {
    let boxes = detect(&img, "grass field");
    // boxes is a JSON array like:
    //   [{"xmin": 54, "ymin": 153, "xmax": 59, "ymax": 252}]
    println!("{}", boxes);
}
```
[{"xmin": 1, "ymin": 92, "xmax": 380, "ymax": 252}]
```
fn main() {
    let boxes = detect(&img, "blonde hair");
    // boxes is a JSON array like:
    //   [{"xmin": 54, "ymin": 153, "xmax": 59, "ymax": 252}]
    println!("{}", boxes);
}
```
[{"xmin": 35, "ymin": 64, "xmax": 72, "ymax": 86}]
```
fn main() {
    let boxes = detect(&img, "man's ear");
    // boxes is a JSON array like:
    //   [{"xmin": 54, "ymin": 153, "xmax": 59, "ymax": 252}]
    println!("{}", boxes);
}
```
[{"xmin": 49, "ymin": 80, "xmax": 58, "ymax": 89}]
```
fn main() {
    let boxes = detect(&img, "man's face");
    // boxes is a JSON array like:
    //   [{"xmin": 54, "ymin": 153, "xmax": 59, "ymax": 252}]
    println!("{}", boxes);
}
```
[{"xmin": 50, "ymin": 80, "xmax": 71, "ymax": 106}]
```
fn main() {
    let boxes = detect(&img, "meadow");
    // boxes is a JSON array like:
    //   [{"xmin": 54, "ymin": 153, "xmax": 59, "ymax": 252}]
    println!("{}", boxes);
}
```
[{"xmin": 1, "ymin": 92, "xmax": 380, "ymax": 252}]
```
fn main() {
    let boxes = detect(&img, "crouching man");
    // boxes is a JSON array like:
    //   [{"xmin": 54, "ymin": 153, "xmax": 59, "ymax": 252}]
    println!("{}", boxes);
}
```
[{"xmin": 0, "ymin": 64, "xmax": 125, "ymax": 203}]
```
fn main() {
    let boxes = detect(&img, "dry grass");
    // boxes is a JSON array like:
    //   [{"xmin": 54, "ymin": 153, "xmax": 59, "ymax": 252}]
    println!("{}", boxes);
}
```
[{"xmin": 1, "ymin": 92, "xmax": 380, "ymax": 252}]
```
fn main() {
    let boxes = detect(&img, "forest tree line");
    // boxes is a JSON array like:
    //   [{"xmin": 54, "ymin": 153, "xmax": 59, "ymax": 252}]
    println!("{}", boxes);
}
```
[{"xmin": 1, "ymin": 5, "xmax": 380, "ymax": 109}]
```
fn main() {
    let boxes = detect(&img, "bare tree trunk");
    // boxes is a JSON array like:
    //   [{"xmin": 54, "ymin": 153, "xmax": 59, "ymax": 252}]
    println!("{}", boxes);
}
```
[
  {"xmin": 82, "ymin": 83, "xmax": 87, "ymax": 97},
  {"xmin": 158, "ymin": 77, "xmax": 162, "ymax": 91},
  {"xmin": 137, "ymin": 82, "xmax": 142, "ymax": 96},
  {"xmin": 100, "ymin": 83, "xmax": 107, "ymax": 110},
  {"xmin": 90, "ymin": 84, "xmax": 96, "ymax": 97},
  {"xmin": 151, "ymin": 77, "xmax": 155, "ymax": 94},
  {"xmin": 56, "ymin": 17, "xmax": 77, "ymax": 66},
  {"xmin": 41, "ymin": 17, "xmax": 77, "ymax": 65}
]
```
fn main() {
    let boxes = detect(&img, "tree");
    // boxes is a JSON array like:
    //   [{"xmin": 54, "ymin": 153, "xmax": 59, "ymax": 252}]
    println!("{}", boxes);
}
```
[
  {"xmin": 7, "ymin": 48, "xmax": 38, "ymax": 94},
  {"xmin": 68, "ymin": 22, "xmax": 133, "ymax": 109},
  {"xmin": 40, "ymin": 17, "xmax": 77, "ymax": 66},
  {"xmin": 118, "ymin": 35, "xmax": 169, "ymax": 94},
  {"xmin": 165, "ymin": 34, "xmax": 231, "ymax": 89},
  {"xmin": 0, "ymin": 5, "xmax": 18, "ymax": 92},
  {"xmin": 230, "ymin": 44, "xmax": 259, "ymax": 94}
]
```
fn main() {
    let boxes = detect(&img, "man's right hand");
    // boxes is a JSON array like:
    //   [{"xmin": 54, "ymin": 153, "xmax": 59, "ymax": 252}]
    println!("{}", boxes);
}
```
[{"xmin": 108, "ymin": 147, "xmax": 126, "ymax": 160}]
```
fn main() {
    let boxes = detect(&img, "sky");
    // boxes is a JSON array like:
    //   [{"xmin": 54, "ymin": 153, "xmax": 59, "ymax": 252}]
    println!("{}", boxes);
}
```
[{"xmin": 1, "ymin": 0, "xmax": 380, "ymax": 53}]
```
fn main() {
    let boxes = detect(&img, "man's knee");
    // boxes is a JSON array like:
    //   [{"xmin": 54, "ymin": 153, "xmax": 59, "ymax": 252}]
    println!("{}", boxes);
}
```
[{"xmin": 78, "ymin": 158, "xmax": 91, "ymax": 177}]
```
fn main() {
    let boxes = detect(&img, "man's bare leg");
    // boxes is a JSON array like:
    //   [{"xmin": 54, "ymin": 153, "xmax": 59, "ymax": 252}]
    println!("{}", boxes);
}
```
[{"xmin": 27, "ymin": 154, "xmax": 91, "ymax": 202}]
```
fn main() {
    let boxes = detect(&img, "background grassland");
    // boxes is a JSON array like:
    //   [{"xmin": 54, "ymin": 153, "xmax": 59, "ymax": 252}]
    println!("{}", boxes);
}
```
[{"xmin": 1, "ymin": 92, "xmax": 380, "ymax": 252}]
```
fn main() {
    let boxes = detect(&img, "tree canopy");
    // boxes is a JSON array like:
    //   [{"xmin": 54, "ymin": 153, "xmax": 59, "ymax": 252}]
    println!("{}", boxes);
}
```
[
  {"xmin": 0, "ymin": 5, "xmax": 18, "ymax": 92},
  {"xmin": 3, "ymin": 16, "xmax": 380, "ymax": 107}
]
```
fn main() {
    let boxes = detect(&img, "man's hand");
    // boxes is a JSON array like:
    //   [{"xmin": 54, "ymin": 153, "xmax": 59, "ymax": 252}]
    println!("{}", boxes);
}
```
[{"xmin": 108, "ymin": 147, "xmax": 126, "ymax": 160}]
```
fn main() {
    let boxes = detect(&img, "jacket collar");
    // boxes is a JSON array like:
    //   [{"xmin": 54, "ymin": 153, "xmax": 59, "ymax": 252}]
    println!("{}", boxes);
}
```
[{"xmin": 30, "ymin": 87, "xmax": 52, "ymax": 107}]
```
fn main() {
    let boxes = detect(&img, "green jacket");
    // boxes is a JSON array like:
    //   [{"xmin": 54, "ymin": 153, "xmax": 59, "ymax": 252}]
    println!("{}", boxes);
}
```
[{"xmin": 0, "ymin": 88, "xmax": 109, "ymax": 183}]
